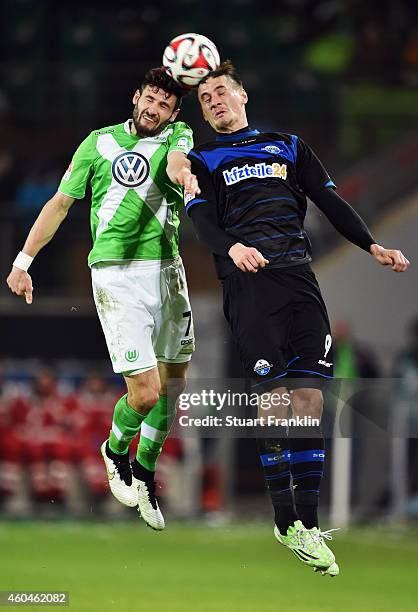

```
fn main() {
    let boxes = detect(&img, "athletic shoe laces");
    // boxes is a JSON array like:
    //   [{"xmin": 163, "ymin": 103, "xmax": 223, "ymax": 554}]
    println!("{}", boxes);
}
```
[
  {"xmin": 287, "ymin": 527, "xmax": 308, "ymax": 548},
  {"xmin": 310, "ymin": 527, "xmax": 340, "ymax": 546}
]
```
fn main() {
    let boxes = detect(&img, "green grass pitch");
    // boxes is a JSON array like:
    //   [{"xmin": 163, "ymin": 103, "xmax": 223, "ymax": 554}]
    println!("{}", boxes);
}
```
[{"xmin": 1, "ymin": 522, "xmax": 418, "ymax": 611}]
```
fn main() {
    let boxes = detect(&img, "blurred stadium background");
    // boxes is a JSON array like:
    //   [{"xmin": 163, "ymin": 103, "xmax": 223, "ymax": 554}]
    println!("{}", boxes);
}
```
[{"xmin": 1, "ymin": 0, "xmax": 418, "ymax": 609}]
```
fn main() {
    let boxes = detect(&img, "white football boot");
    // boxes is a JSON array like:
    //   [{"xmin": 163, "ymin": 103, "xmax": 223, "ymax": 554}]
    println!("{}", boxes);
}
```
[
  {"xmin": 132, "ymin": 459, "xmax": 165, "ymax": 530},
  {"xmin": 100, "ymin": 440, "xmax": 138, "ymax": 507}
]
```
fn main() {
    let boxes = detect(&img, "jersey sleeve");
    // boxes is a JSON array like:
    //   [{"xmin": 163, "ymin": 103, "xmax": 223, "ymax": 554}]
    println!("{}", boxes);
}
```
[
  {"xmin": 184, "ymin": 150, "xmax": 217, "ymax": 214},
  {"xmin": 167, "ymin": 122, "xmax": 194, "ymax": 155},
  {"xmin": 187, "ymin": 150, "xmax": 237, "ymax": 255},
  {"xmin": 58, "ymin": 132, "xmax": 96, "ymax": 199},
  {"xmin": 295, "ymin": 136, "xmax": 374, "ymax": 251},
  {"xmin": 295, "ymin": 137, "xmax": 336, "ymax": 198}
]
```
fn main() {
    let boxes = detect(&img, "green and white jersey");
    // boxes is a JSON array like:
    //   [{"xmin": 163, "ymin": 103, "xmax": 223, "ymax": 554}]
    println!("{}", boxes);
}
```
[{"xmin": 58, "ymin": 119, "xmax": 193, "ymax": 266}]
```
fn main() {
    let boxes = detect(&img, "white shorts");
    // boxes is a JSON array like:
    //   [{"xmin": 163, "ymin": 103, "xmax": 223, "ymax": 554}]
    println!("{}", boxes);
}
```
[{"xmin": 91, "ymin": 257, "xmax": 195, "ymax": 374}]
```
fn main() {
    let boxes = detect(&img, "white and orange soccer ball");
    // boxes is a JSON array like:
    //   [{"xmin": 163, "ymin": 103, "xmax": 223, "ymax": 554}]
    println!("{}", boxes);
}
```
[{"xmin": 162, "ymin": 33, "xmax": 220, "ymax": 89}]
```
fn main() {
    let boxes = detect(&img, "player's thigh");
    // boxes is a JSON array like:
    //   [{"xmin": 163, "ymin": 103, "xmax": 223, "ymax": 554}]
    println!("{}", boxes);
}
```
[
  {"xmin": 91, "ymin": 263, "xmax": 157, "ymax": 374},
  {"xmin": 154, "ymin": 259, "xmax": 195, "ymax": 364},
  {"xmin": 223, "ymin": 270, "xmax": 292, "ymax": 385},
  {"xmin": 287, "ymin": 270, "xmax": 333, "ymax": 381}
]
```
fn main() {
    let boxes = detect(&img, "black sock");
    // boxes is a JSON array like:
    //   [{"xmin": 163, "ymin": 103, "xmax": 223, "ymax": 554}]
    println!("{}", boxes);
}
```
[
  {"xmin": 288, "ymin": 426, "xmax": 324, "ymax": 529},
  {"xmin": 256, "ymin": 433, "xmax": 298, "ymax": 535},
  {"xmin": 132, "ymin": 458, "xmax": 154, "ymax": 481}
]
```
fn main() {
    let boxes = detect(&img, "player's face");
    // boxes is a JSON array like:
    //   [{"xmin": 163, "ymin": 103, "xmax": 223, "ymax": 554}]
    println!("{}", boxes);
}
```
[
  {"xmin": 198, "ymin": 76, "xmax": 248, "ymax": 133},
  {"xmin": 132, "ymin": 85, "xmax": 180, "ymax": 137}
]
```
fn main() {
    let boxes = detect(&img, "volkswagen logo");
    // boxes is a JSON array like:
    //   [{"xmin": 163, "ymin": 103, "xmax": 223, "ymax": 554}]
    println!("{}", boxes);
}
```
[{"xmin": 111, "ymin": 151, "xmax": 150, "ymax": 187}]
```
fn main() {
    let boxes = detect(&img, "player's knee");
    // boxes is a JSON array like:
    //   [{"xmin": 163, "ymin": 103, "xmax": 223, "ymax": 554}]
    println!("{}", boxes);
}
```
[
  {"xmin": 128, "ymin": 386, "xmax": 160, "ymax": 415},
  {"xmin": 291, "ymin": 388, "xmax": 323, "ymax": 419},
  {"xmin": 161, "ymin": 374, "xmax": 187, "ymax": 398},
  {"xmin": 159, "ymin": 363, "xmax": 189, "ymax": 397}
]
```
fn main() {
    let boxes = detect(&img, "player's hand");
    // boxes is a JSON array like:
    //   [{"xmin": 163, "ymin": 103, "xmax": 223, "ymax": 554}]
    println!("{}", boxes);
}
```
[
  {"xmin": 370, "ymin": 244, "xmax": 410, "ymax": 272},
  {"xmin": 6, "ymin": 267, "xmax": 34, "ymax": 304},
  {"xmin": 175, "ymin": 167, "xmax": 201, "ymax": 198},
  {"xmin": 228, "ymin": 243, "xmax": 269, "ymax": 273}
]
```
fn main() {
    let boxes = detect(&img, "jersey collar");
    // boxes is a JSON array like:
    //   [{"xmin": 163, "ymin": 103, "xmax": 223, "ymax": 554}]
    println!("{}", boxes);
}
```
[
  {"xmin": 124, "ymin": 119, "xmax": 134, "ymax": 135},
  {"xmin": 215, "ymin": 126, "xmax": 259, "ymax": 141}
]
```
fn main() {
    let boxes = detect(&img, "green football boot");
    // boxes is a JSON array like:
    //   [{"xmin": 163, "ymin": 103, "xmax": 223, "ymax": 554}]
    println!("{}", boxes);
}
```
[
  {"xmin": 274, "ymin": 520, "xmax": 336, "ymax": 569},
  {"xmin": 314, "ymin": 561, "xmax": 340, "ymax": 577},
  {"xmin": 305, "ymin": 525, "xmax": 340, "ymax": 573}
]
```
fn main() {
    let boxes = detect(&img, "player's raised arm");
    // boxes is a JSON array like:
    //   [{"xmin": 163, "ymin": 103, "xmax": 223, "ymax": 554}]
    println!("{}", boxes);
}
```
[
  {"xmin": 313, "ymin": 190, "xmax": 410, "ymax": 272},
  {"xmin": 167, "ymin": 151, "xmax": 200, "ymax": 197},
  {"xmin": 7, "ymin": 191, "xmax": 75, "ymax": 304},
  {"xmin": 297, "ymin": 139, "xmax": 410, "ymax": 272}
]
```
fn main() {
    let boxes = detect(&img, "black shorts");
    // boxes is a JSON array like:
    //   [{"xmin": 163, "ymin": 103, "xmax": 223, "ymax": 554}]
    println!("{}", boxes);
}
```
[{"xmin": 222, "ymin": 264, "xmax": 333, "ymax": 391}]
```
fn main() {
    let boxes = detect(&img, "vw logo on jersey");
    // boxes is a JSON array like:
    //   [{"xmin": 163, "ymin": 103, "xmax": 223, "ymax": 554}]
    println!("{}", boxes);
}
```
[
  {"xmin": 112, "ymin": 151, "xmax": 150, "ymax": 188},
  {"xmin": 254, "ymin": 359, "xmax": 273, "ymax": 376}
]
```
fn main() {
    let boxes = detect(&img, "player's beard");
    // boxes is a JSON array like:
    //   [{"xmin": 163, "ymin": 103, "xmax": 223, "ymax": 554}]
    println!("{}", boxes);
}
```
[{"xmin": 132, "ymin": 106, "xmax": 171, "ymax": 138}]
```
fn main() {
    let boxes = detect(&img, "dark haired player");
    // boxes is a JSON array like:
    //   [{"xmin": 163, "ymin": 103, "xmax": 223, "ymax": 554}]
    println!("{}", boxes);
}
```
[
  {"xmin": 7, "ymin": 67, "xmax": 200, "ymax": 530},
  {"xmin": 186, "ymin": 61, "xmax": 409, "ymax": 575}
]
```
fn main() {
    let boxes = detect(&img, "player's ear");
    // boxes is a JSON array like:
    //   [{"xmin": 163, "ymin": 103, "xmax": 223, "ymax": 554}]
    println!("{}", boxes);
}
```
[
  {"xmin": 240, "ymin": 88, "xmax": 248, "ymax": 105},
  {"xmin": 169, "ymin": 108, "xmax": 180, "ymax": 123},
  {"xmin": 132, "ymin": 89, "xmax": 141, "ymax": 105}
]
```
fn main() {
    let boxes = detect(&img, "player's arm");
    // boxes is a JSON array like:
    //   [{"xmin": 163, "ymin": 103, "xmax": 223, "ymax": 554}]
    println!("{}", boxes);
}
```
[
  {"xmin": 7, "ymin": 192, "xmax": 75, "ymax": 304},
  {"xmin": 297, "ymin": 139, "xmax": 410, "ymax": 272},
  {"xmin": 187, "ymin": 151, "xmax": 268, "ymax": 273},
  {"xmin": 166, "ymin": 123, "xmax": 200, "ymax": 197},
  {"xmin": 167, "ymin": 151, "xmax": 200, "ymax": 197}
]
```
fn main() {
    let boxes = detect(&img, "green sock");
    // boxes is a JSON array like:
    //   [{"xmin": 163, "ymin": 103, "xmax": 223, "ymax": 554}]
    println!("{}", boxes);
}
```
[
  {"xmin": 108, "ymin": 394, "xmax": 146, "ymax": 455},
  {"xmin": 136, "ymin": 395, "xmax": 176, "ymax": 471}
]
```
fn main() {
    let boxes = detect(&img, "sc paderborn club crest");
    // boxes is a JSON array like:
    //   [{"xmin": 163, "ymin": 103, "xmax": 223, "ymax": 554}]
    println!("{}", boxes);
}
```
[{"xmin": 112, "ymin": 151, "xmax": 150, "ymax": 188}]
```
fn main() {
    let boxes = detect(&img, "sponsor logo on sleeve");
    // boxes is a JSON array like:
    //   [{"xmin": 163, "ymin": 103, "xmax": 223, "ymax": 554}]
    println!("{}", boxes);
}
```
[{"xmin": 176, "ymin": 137, "xmax": 191, "ymax": 153}]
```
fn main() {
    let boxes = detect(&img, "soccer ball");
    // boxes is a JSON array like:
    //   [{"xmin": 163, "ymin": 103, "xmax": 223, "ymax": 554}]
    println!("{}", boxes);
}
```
[{"xmin": 163, "ymin": 33, "xmax": 220, "ymax": 89}]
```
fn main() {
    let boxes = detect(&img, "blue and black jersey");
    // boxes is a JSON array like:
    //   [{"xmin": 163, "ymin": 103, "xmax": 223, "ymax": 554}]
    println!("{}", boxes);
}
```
[{"xmin": 186, "ymin": 126, "xmax": 374, "ymax": 279}]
